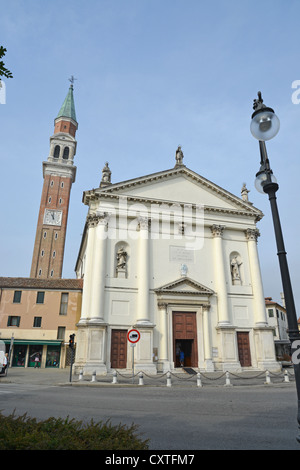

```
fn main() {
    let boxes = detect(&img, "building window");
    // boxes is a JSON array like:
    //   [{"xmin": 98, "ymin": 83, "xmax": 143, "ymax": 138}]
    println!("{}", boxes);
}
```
[
  {"xmin": 55, "ymin": 233, "xmax": 58, "ymax": 240},
  {"xmin": 50, "ymin": 270, "xmax": 54, "ymax": 277},
  {"xmin": 59, "ymin": 293, "xmax": 69, "ymax": 315},
  {"xmin": 33, "ymin": 317, "xmax": 42, "ymax": 328},
  {"xmin": 61, "ymin": 182, "xmax": 64, "ymax": 188},
  {"xmin": 48, "ymin": 197, "xmax": 51, "ymax": 204},
  {"xmin": 38, "ymin": 269, "xmax": 42, "ymax": 276},
  {"xmin": 13, "ymin": 291, "xmax": 22, "ymax": 303},
  {"xmin": 7, "ymin": 316, "xmax": 20, "ymax": 327},
  {"xmin": 41, "ymin": 250, "xmax": 44, "ymax": 257},
  {"xmin": 36, "ymin": 291, "xmax": 45, "ymax": 304},
  {"xmin": 43, "ymin": 232, "xmax": 47, "ymax": 238},
  {"xmin": 57, "ymin": 326, "xmax": 66, "ymax": 340},
  {"xmin": 62, "ymin": 147, "xmax": 69, "ymax": 159},
  {"xmin": 54, "ymin": 145, "xmax": 60, "ymax": 158},
  {"xmin": 268, "ymin": 309, "xmax": 274, "ymax": 318},
  {"xmin": 50, "ymin": 180, "xmax": 54, "ymax": 187},
  {"xmin": 59, "ymin": 198, "xmax": 62, "ymax": 204}
]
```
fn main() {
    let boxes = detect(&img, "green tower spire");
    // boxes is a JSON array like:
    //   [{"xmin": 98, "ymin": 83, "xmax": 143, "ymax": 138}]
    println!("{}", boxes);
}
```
[{"xmin": 56, "ymin": 81, "xmax": 77, "ymax": 122}]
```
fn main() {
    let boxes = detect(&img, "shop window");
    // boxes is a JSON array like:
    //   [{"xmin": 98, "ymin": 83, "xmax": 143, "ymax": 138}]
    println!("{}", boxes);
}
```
[
  {"xmin": 13, "ymin": 291, "xmax": 22, "ymax": 303},
  {"xmin": 46, "ymin": 345, "xmax": 60, "ymax": 367}
]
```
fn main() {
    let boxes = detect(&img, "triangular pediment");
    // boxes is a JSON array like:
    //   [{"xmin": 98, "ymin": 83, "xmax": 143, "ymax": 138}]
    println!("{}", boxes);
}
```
[
  {"xmin": 155, "ymin": 277, "xmax": 214, "ymax": 296},
  {"xmin": 90, "ymin": 166, "xmax": 262, "ymax": 218}
]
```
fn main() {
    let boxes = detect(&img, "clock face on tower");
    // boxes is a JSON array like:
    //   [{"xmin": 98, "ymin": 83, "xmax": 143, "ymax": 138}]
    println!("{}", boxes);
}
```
[{"xmin": 44, "ymin": 209, "xmax": 62, "ymax": 226}]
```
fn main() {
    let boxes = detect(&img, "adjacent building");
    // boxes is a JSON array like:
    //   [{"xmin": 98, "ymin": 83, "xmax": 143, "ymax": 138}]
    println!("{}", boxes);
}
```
[
  {"xmin": 265, "ymin": 296, "xmax": 290, "ymax": 361},
  {"xmin": 0, "ymin": 82, "xmax": 82, "ymax": 368}
]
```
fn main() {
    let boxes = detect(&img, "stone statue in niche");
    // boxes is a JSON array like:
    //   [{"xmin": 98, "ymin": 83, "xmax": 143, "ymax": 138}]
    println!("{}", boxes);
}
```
[
  {"xmin": 116, "ymin": 246, "xmax": 127, "ymax": 278},
  {"xmin": 231, "ymin": 255, "xmax": 243, "ymax": 285}
]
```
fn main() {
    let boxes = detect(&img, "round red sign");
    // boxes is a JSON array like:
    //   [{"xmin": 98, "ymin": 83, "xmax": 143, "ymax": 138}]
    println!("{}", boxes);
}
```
[{"xmin": 127, "ymin": 329, "xmax": 141, "ymax": 344}]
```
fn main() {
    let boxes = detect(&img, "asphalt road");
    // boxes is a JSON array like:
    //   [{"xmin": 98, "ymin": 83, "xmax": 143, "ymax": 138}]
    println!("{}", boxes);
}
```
[{"xmin": 1, "ymin": 368, "xmax": 300, "ymax": 450}]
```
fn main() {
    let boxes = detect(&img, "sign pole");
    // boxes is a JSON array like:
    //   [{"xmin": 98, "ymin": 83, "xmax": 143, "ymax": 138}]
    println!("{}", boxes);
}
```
[
  {"xmin": 127, "ymin": 329, "xmax": 141, "ymax": 385},
  {"xmin": 132, "ymin": 344, "xmax": 135, "ymax": 384}
]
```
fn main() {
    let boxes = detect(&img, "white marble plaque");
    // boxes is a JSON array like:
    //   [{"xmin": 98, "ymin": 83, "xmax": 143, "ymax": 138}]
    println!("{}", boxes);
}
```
[{"xmin": 169, "ymin": 246, "xmax": 195, "ymax": 263}]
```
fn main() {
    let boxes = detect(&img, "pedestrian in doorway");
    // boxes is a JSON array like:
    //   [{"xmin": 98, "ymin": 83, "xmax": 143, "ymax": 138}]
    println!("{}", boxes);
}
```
[
  {"xmin": 34, "ymin": 354, "xmax": 40, "ymax": 368},
  {"xmin": 2, "ymin": 353, "xmax": 8, "ymax": 374},
  {"xmin": 179, "ymin": 349, "xmax": 184, "ymax": 367}
]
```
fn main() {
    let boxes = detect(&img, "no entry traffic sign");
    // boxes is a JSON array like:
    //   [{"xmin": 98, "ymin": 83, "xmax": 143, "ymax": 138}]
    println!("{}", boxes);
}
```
[{"xmin": 127, "ymin": 329, "xmax": 140, "ymax": 344}]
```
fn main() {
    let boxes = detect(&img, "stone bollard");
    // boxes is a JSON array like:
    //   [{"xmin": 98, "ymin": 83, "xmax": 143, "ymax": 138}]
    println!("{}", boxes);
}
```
[
  {"xmin": 197, "ymin": 372, "xmax": 202, "ymax": 388},
  {"xmin": 167, "ymin": 372, "xmax": 172, "ymax": 387},
  {"xmin": 264, "ymin": 370, "xmax": 271, "ymax": 385},
  {"xmin": 224, "ymin": 371, "xmax": 232, "ymax": 387},
  {"xmin": 138, "ymin": 372, "xmax": 144, "ymax": 386},
  {"xmin": 79, "ymin": 370, "xmax": 83, "ymax": 381},
  {"xmin": 91, "ymin": 371, "xmax": 97, "ymax": 383},
  {"xmin": 284, "ymin": 369, "xmax": 290, "ymax": 383},
  {"xmin": 112, "ymin": 370, "xmax": 118, "ymax": 384}
]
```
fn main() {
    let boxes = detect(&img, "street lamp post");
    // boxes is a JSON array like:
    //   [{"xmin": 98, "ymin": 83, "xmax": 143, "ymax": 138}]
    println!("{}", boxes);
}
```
[{"xmin": 250, "ymin": 92, "xmax": 300, "ymax": 443}]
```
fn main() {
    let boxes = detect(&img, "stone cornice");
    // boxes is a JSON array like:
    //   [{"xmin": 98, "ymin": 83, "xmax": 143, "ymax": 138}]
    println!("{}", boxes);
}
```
[
  {"xmin": 86, "ymin": 166, "xmax": 263, "ymax": 217},
  {"xmin": 83, "ymin": 191, "xmax": 263, "ymax": 221},
  {"xmin": 43, "ymin": 161, "xmax": 77, "ymax": 183}
]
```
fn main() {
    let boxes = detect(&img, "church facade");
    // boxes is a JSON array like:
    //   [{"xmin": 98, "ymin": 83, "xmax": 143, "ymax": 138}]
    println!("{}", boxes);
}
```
[{"xmin": 74, "ymin": 148, "xmax": 279, "ymax": 374}]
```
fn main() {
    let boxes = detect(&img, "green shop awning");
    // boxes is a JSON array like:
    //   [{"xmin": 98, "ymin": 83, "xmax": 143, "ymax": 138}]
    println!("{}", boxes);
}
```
[{"xmin": 1, "ymin": 339, "xmax": 63, "ymax": 346}]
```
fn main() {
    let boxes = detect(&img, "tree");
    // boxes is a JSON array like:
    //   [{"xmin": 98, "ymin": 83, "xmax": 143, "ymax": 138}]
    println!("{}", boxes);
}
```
[{"xmin": 0, "ymin": 46, "xmax": 13, "ymax": 79}]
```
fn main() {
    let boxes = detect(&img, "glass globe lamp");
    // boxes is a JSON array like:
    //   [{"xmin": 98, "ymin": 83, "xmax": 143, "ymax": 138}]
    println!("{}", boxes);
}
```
[{"xmin": 251, "ymin": 108, "xmax": 280, "ymax": 141}]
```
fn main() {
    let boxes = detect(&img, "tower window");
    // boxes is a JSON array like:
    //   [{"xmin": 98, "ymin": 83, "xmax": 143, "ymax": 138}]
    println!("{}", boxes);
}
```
[
  {"xmin": 43, "ymin": 232, "xmax": 47, "ymax": 239},
  {"xmin": 61, "ymin": 182, "xmax": 64, "ymax": 188},
  {"xmin": 50, "ymin": 180, "xmax": 54, "ymax": 187},
  {"xmin": 50, "ymin": 270, "xmax": 54, "ymax": 277},
  {"xmin": 41, "ymin": 250, "xmax": 44, "ymax": 257},
  {"xmin": 54, "ymin": 145, "xmax": 60, "ymax": 158},
  {"xmin": 59, "ymin": 198, "xmax": 62, "ymax": 204},
  {"xmin": 53, "ymin": 251, "xmax": 56, "ymax": 258},
  {"xmin": 48, "ymin": 197, "xmax": 51, "ymax": 203},
  {"xmin": 63, "ymin": 147, "xmax": 69, "ymax": 159},
  {"xmin": 55, "ymin": 233, "xmax": 58, "ymax": 240}
]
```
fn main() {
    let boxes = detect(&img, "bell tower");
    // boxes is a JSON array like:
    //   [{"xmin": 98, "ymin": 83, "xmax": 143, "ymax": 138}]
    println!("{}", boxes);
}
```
[{"xmin": 30, "ymin": 79, "xmax": 78, "ymax": 279}]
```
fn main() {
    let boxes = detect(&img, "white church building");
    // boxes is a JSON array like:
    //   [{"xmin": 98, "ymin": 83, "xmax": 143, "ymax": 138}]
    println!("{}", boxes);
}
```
[{"xmin": 74, "ymin": 147, "xmax": 279, "ymax": 374}]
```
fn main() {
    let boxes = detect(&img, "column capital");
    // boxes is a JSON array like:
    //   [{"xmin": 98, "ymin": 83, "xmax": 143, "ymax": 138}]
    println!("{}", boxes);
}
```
[
  {"xmin": 202, "ymin": 303, "xmax": 211, "ymax": 313},
  {"xmin": 158, "ymin": 302, "xmax": 168, "ymax": 310},
  {"xmin": 87, "ymin": 212, "xmax": 109, "ymax": 228},
  {"xmin": 211, "ymin": 224, "xmax": 225, "ymax": 237},
  {"xmin": 138, "ymin": 216, "xmax": 150, "ymax": 231},
  {"xmin": 245, "ymin": 228, "xmax": 260, "ymax": 242}
]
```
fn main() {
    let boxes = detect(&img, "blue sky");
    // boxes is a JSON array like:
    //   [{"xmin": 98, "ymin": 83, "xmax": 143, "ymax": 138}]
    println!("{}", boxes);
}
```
[{"xmin": 1, "ymin": 0, "xmax": 300, "ymax": 312}]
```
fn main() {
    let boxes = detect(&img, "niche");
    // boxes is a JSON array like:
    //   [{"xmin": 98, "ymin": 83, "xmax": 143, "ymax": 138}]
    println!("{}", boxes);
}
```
[{"xmin": 230, "ymin": 252, "xmax": 244, "ymax": 285}]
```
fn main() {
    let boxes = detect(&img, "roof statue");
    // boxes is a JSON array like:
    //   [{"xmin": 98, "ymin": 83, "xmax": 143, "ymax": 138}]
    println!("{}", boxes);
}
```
[
  {"xmin": 241, "ymin": 183, "xmax": 250, "ymax": 202},
  {"xmin": 175, "ymin": 146, "xmax": 185, "ymax": 168},
  {"xmin": 100, "ymin": 162, "xmax": 112, "ymax": 187}
]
